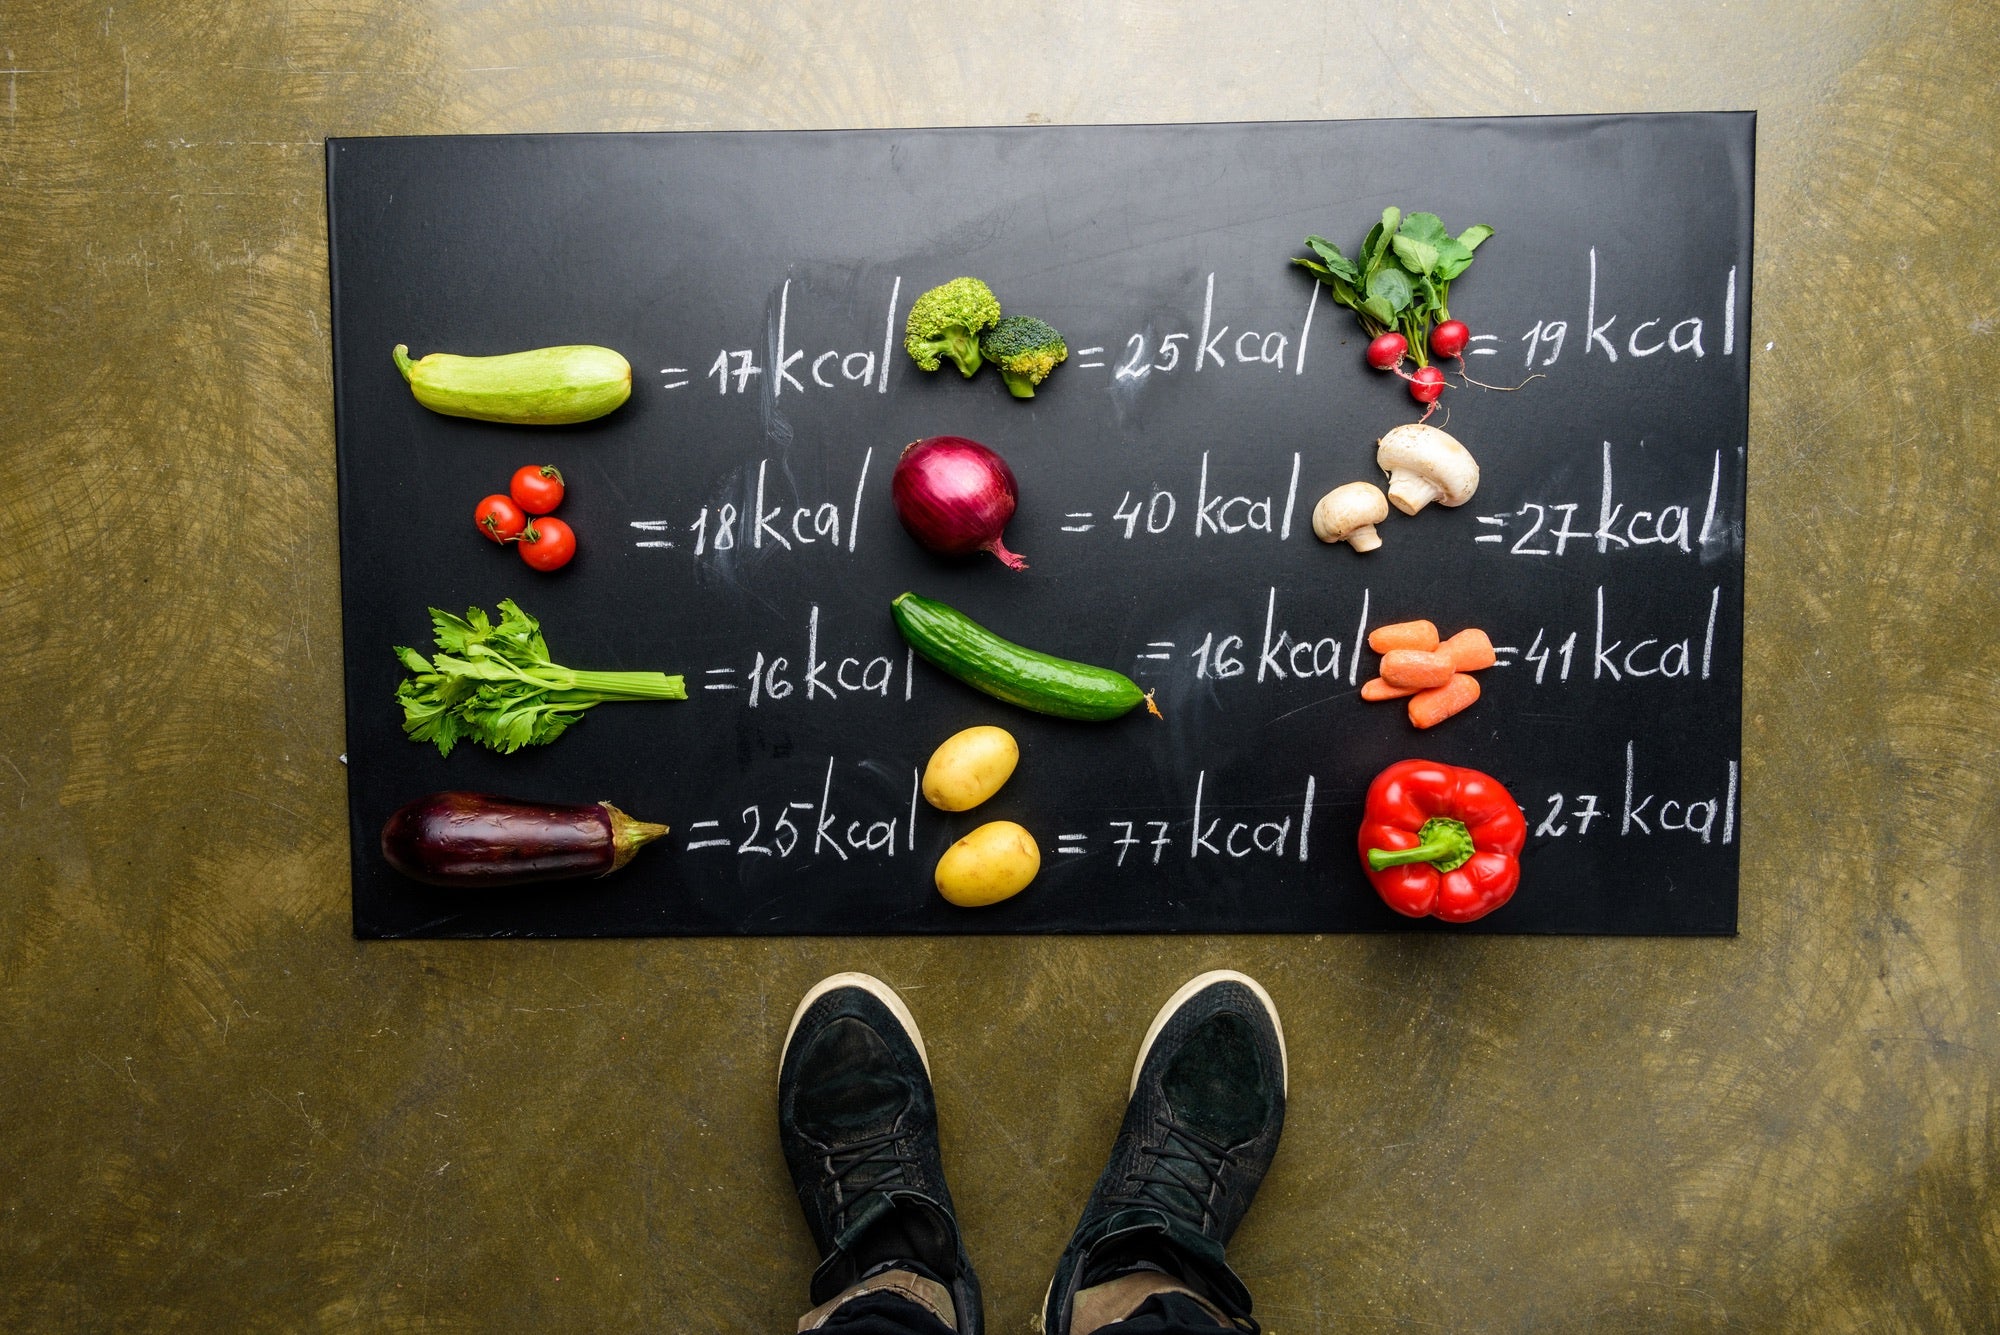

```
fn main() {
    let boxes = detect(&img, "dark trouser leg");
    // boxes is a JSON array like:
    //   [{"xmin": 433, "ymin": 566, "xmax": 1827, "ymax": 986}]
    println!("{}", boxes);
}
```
[
  {"xmin": 1066, "ymin": 1273, "xmax": 1237, "ymax": 1332},
  {"xmin": 801, "ymin": 1282, "xmax": 1231, "ymax": 1334},
  {"xmin": 1091, "ymin": 1288, "xmax": 1237, "ymax": 1331},
  {"xmin": 802, "ymin": 1279, "xmax": 959, "ymax": 1333}
]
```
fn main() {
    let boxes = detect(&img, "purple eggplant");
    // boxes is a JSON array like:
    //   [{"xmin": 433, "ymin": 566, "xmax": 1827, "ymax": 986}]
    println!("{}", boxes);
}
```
[{"xmin": 381, "ymin": 791, "xmax": 668, "ymax": 888}]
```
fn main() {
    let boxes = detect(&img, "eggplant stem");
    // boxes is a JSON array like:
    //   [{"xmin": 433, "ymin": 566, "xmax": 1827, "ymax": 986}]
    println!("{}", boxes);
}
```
[{"xmin": 602, "ymin": 802, "xmax": 670, "ymax": 873}]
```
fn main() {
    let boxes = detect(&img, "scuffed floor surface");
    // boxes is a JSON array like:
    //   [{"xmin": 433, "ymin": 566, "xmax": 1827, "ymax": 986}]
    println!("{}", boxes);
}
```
[{"xmin": 2, "ymin": 2, "xmax": 1996, "ymax": 1330}]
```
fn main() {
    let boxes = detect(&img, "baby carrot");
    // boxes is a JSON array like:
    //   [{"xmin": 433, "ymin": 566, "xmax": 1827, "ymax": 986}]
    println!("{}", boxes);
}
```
[
  {"xmin": 1440, "ymin": 628, "xmax": 1496, "ymax": 672},
  {"xmin": 1368, "ymin": 619, "xmax": 1440, "ymax": 654},
  {"xmin": 1408, "ymin": 673, "xmax": 1481, "ymax": 729},
  {"xmin": 1380, "ymin": 648, "xmax": 1457, "ymax": 690},
  {"xmin": 1361, "ymin": 676, "xmax": 1418, "ymax": 702}
]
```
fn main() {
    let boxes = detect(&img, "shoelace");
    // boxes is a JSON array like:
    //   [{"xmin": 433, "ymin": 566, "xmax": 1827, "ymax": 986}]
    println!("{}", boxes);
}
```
[
  {"xmin": 1106, "ymin": 1115, "xmax": 1234, "ymax": 1228},
  {"xmin": 824, "ymin": 1130, "xmax": 920, "ymax": 1227}
]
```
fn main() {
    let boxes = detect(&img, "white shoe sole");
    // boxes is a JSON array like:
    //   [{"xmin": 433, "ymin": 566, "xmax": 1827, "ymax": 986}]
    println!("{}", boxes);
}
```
[
  {"xmin": 1129, "ymin": 969, "xmax": 1288, "ymax": 1097},
  {"xmin": 781, "ymin": 971, "xmax": 932, "ymax": 1079}
]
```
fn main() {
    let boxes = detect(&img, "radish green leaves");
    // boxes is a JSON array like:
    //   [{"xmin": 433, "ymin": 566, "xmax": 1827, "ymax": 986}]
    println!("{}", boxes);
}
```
[{"xmin": 1295, "ymin": 209, "xmax": 1493, "ymax": 368}]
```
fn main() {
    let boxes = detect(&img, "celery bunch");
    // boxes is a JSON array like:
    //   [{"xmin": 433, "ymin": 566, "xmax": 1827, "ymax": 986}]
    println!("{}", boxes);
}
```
[{"xmin": 394, "ymin": 599, "xmax": 684, "ymax": 757}]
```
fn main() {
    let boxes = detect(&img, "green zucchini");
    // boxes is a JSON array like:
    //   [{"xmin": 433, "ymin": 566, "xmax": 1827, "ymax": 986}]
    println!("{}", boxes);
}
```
[
  {"xmin": 891, "ymin": 592, "xmax": 1150, "ymax": 722},
  {"xmin": 393, "ymin": 343, "xmax": 632, "ymax": 425}
]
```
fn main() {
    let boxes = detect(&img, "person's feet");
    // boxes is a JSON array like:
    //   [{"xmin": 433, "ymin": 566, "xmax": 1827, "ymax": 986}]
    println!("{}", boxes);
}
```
[
  {"xmin": 1042, "ymin": 971, "xmax": 1288, "ymax": 1334},
  {"xmin": 779, "ymin": 973, "xmax": 982, "ymax": 1333}
]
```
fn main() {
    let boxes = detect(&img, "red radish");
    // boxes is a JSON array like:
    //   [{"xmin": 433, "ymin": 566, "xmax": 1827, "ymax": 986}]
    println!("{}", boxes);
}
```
[
  {"xmin": 1429, "ymin": 320, "xmax": 1471, "ymax": 360},
  {"xmin": 891, "ymin": 435, "xmax": 1028, "ymax": 570},
  {"xmin": 1408, "ymin": 366, "xmax": 1447, "ymax": 404},
  {"xmin": 1366, "ymin": 332, "xmax": 1408, "ymax": 370}
]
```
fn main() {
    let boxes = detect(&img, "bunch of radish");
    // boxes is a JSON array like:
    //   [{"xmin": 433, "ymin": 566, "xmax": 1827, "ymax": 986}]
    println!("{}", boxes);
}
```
[{"xmin": 1294, "ymin": 208, "xmax": 1493, "ymax": 418}]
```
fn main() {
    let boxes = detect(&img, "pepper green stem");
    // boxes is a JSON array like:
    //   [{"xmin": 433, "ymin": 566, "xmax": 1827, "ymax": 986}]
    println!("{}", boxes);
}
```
[
  {"xmin": 1367, "ymin": 816, "xmax": 1475, "ymax": 873},
  {"xmin": 392, "ymin": 343, "xmax": 416, "ymax": 383}
]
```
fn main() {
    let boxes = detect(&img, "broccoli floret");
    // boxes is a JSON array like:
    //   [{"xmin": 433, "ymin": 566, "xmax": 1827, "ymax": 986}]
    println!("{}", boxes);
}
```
[
  {"xmin": 979, "ymin": 315, "xmax": 1068, "ymax": 399},
  {"xmin": 904, "ymin": 277, "xmax": 1003, "ymax": 377}
]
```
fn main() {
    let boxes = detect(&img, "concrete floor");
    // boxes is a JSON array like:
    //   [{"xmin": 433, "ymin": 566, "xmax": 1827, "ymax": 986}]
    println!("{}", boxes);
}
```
[{"xmin": 3, "ymin": 2, "xmax": 1997, "ymax": 1330}]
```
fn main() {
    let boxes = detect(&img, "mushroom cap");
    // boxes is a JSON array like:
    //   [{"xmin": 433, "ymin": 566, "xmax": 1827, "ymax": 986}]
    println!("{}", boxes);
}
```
[
  {"xmin": 1312, "ymin": 481, "xmax": 1390, "ymax": 543},
  {"xmin": 1376, "ymin": 423, "xmax": 1480, "ymax": 512}
]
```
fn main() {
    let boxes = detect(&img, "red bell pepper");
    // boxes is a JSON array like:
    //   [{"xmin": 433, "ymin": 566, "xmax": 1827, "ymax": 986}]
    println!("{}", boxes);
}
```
[{"xmin": 1357, "ymin": 759, "xmax": 1527, "ymax": 923}]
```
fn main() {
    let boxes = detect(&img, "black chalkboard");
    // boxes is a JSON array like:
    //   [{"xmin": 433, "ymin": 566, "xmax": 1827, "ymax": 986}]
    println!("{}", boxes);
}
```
[{"xmin": 328, "ymin": 115, "xmax": 1752, "ymax": 938}]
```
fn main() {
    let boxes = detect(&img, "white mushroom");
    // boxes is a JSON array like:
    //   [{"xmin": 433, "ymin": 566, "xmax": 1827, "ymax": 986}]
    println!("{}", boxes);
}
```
[
  {"xmin": 1312, "ymin": 481, "xmax": 1391, "ymax": 552},
  {"xmin": 1376, "ymin": 423, "xmax": 1479, "ymax": 515}
]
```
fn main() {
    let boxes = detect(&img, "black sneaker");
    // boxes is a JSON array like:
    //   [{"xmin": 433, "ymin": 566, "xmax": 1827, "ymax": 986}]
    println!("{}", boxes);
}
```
[
  {"xmin": 779, "ymin": 973, "xmax": 982, "ymax": 1334},
  {"xmin": 1041, "ymin": 971, "xmax": 1288, "ymax": 1334}
]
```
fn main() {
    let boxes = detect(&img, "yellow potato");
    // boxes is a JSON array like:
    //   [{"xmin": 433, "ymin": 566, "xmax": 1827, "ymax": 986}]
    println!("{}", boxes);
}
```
[
  {"xmin": 934, "ymin": 820, "xmax": 1040, "ymax": 907},
  {"xmin": 921, "ymin": 725, "xmax": 1020, "ymax": 812}
]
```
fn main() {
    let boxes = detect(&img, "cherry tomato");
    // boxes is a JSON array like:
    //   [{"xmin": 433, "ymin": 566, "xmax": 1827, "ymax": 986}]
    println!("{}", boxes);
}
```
[
  {"xmin": 510, "ymin": 464, "xmax": 566, "ymax": 515},
  {"xmin": 517, "ymin": 516, "xmax": 577, "ymax": 571},
  {"xmin": 475, "ymin": 494, "xmax": 527, "ymax": 543}
]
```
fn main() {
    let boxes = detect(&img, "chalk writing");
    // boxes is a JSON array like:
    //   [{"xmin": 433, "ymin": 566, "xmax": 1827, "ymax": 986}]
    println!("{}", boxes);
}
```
[
  {"xmin": 1070, "ymin": 774, "xmax": 1317, "ymax": 866},
  {"xmin": 1083, "ymin": 453, "xmax": 1301, "ymax": 544},
  {"xmin": 631, "ymin": 449, "xmax": 874, "ymax": 560},
  {"xmin": 1511, "ymin": 585, "xmax": 1722, "ymax": 687},
  {"xmin": 710, "ymin": 605, "xmax": 917, "ymax": 708},
  {"xmin": 1177, "ymin": 587, "xmax": 1367, "ymax": 688},
  {"xmin": 661, "ymin": 277, "xmax": 903, "ymax": 397},
  {"xmin": 681, "ymin": 758, "xmax": 915, "ymax": 862},
  {"xmin": 1098, "ymin": 274, "xmax": 1317, "ymax": 382},
  {"xmin": 1532, "ymin": 746, "xmax": 1737, "ymax": 846},
  {"xmin": 1476, "ymin": 444, "xmax": 1724, "ymax": 557}
]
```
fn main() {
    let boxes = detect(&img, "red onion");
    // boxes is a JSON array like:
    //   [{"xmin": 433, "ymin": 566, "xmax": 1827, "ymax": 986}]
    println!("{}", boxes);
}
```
[{"xmin": 890, "ymin": 435, "xmax": 1028, "ymax": 570}]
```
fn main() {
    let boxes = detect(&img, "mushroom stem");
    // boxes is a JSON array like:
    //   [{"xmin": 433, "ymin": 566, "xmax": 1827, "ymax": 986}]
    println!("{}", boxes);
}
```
[
  {"xmin": 1376, "ymin": 424, "xmax": 1480, "ymax": 515},
  {"xmin": 1346, "ymin": 524, "xmax": 1383, "ymax": 553},
  {"xmin": 1386, "ymin": 472, "xmax": 1442, "ymax": 515}
]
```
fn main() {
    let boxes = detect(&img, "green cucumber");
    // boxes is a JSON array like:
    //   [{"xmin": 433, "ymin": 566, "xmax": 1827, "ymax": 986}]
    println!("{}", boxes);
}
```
[
  {"xmin": 891, "ymin": 592, "xmax": 1150, "ymax": 722},
  {"xmin": 393, "ymin": 343, "xmax": 632, "ymax": 425}
]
